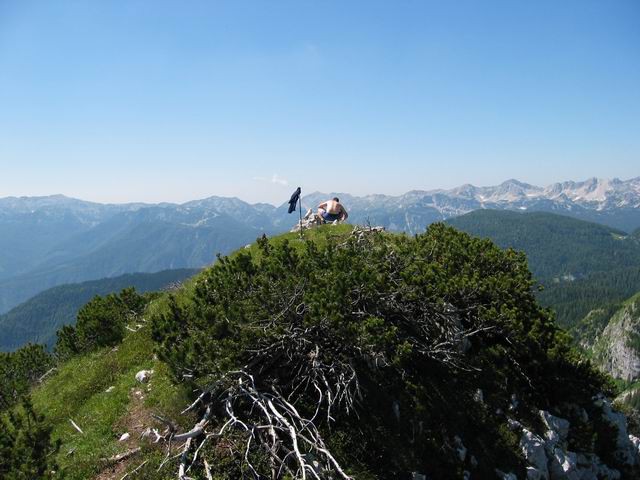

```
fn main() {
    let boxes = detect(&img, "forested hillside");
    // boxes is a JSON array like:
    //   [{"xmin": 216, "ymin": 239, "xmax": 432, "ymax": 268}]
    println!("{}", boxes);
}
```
[
  {"xmin": 0, "ymin": 269, "xmax": 198, "ymax": 351},
  {"xmin": 539, "ymin": 268, "xmax": 640, "ymax": 334},
  {"xmin": 447, "ymin": 210, "xmax": 640, "ymax": 280},
  {"xmin": 447, "ymin": 210, "xmax": 640, "ymax": 330}
]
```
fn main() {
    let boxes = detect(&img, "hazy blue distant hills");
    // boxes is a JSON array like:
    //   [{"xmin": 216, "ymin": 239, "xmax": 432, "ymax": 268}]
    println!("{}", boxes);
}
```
[
  {"xmin": 0, "ymin": 200, "xmax": 273, "ymax": 312},
  {"xmin": 1, "ymin": 176, "xmax": 639, "ymax": 313},
  {"xmin": 13, "ymin": 208, "xmax": 637, "ymax": 351},
  {"xmin": 0, "ymin": 268, "xmax": 198, "ymax": 351},
  {"xmin": 0, "ymin": 195, "xmax": 142, "ymax": 281}
]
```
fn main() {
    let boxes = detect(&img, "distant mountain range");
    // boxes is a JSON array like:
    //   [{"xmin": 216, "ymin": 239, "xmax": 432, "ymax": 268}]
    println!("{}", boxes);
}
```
[
  {"xmin": 0, "ymin": 196, "xmax": 279, "ymax": 312},
  {"xmin": 1, "ymin": 176, "xmax": 639, "ymax": 313},
  {"xmin": 314, "ymin": 176, "xmax": 640, "ymax": 233}
]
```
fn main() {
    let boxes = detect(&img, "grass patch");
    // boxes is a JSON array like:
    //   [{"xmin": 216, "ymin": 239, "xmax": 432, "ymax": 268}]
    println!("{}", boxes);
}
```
[
  {"xmin": 32, "ymin": 313, "xmax": 190, "ymax": 480},
  {"xmin": 231, "ymin": 223, "xmax": 357, "ymax": 259}
]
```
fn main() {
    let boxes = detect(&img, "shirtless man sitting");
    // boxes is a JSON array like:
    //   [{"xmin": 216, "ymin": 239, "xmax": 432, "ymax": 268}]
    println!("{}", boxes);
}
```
[{"xmin": 316, "ymin": 197, "xmax": 348, "ymax": 223}]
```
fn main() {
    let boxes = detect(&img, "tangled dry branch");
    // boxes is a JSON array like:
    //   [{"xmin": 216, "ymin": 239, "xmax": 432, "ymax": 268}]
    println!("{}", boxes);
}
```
[{"xmin": 158, "ymin": 371, "xmax": 354, "ymax": 480}]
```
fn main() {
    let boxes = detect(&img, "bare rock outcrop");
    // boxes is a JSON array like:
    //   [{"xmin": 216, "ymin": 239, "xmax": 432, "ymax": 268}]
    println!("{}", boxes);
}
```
[
  {"xmin": 592, "ymin": 294, "xmax": 640, "ymax": 381},
  {"xmin": 516, "ymin": 402, "xmax": 639, "ymax": 480}
]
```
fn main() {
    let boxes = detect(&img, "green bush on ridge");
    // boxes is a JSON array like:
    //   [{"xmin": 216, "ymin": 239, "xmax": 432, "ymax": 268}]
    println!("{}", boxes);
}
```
[
  {"xmin": 150, "ymin": 224, "xmax": 611, "ymax": 478},
  {"xmin": 0, "ymin": 397, "xmax": 59, "ymax": 479},
  {"xmin": 55, "ymin": 287, "xmax": 149, "ymax": 359},
  {"xmin": 0, "ymin": 343, "xmax": 53, "ymax": 411}
]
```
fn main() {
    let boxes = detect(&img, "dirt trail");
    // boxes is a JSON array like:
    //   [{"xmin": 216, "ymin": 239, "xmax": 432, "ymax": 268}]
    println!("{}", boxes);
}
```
[{"xmin": 94, "ymin": 384, "xmax": 156, "ymax": 480}]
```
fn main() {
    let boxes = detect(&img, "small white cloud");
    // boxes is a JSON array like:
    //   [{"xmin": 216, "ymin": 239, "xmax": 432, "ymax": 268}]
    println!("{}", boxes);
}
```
[
  {"xmin": 253, "ymin": 173, "xmax": 290, "ymax": 187},
  {"xmin": 270, "ymin": 174, "xmax": 289, "ymax": 186}
]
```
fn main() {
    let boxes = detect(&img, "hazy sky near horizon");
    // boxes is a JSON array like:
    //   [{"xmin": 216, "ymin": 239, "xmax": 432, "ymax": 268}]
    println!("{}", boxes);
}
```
[{"xmin": 0, "ymin": 1, "xmax": 638, "ymax": 205}]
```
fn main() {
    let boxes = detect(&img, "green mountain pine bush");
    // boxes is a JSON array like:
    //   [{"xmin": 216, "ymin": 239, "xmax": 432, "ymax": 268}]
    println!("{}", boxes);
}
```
[
  {"xmin": 0, "ymin": 397, "xmax": 59, "ymax": 479},
  {"xmin": 150, "ymin": 224, "xmax": 612, "ymax": 478},
  {"xmin": 0, "ymin": 344, "xmax": 53, "ymax": 411},
  {"xmin": 55, "ymin": 287, "xmax": 149, "ymax": 359}
]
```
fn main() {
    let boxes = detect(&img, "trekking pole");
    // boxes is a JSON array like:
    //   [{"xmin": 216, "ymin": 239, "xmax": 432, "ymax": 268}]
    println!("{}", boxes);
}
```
[{"xmin": 298, "ymin": 192, "xmax": 303, "ymax": 239}]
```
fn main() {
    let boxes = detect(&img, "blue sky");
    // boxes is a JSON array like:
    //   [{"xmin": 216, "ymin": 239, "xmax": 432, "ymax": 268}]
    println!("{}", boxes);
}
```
[{"xmin": 0, "ymin": 0, "xmax": 638, "ymax": 205}]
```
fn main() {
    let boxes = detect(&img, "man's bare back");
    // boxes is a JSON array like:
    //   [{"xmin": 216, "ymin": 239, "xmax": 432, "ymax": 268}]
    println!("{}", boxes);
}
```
[
  {"xmin": 322, "ymin": 199, "xmax": 341, "ymax": 215},
  {"xmin": 317, "ymin": 197, "xmax": 348, "ymax": 222}
]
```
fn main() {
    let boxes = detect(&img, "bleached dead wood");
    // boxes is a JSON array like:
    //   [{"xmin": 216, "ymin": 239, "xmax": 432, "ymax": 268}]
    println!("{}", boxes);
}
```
[
  {"xmin": 38, "ymin": 367, "xmax": 57, "ymax": 383},
  {"xmin": 106, "ymin": 447, "xmax": 141, "ymax": 463},
  {"xmin": 204, "ymin": 459, "xmax": 213, "ymax": 480},
  {"xmin": 69, "ymin": 418, "xmax": 84, "ymax": 434},
  {"xmin": 120, "ymin": 459, "xmax": 148, "ymax": 480}
]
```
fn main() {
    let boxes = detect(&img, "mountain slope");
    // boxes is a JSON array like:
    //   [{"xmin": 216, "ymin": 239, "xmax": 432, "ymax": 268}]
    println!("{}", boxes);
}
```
[
  {"xmin": 445, "ymin": 210, "xmax": 640, "ymax": 331},
  {"xmin": 541, "ymin": 267, "xmax": 640, "ymax": 332},
  {"xmin": 0, "ymin": 208, "xmax": 266, "ymax": 313},
  {"xmin": 0, "ymin": 269, "xmax": 198, "ymax": 351},
  {"xmin": 447, "ymin": 210, "xmax": 640, "ymax": 280},
  {"xmin": 589, "ymin": 293, "xmax": 640, "ymax": 382},
  {"xmin": 0, "ymin": 195, "xmax": 145, "ymax": 281},
  {"xmin": 28, "ymin": 224, "xmax": 640, "ymax": 480},
  {"xmin": 30, "ymin": 320, "xmax": 194, "ymax": 480}
]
